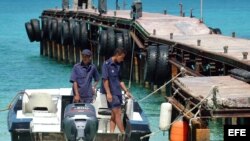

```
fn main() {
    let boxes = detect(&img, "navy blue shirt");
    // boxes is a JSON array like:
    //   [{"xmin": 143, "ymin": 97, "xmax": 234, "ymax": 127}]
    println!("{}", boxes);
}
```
[
  {"xmin": 100, "ymin": 58, "xmax": 122, "ymax": 96},
  {"xmin": 70, "ymin": 62, "xmax": 99, "ymax": 99}
]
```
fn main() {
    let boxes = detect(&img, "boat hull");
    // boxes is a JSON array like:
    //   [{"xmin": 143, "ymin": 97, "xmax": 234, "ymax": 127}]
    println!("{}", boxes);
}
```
[{"xmin": 7, "ymin": 89, "xmax": 151, "ymax": 141}]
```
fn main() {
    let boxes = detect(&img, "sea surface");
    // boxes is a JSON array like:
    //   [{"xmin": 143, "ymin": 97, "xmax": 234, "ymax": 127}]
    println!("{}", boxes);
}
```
[{"xmin": 1, "ymin": 0, "xmax": 250, "ymax": 140}]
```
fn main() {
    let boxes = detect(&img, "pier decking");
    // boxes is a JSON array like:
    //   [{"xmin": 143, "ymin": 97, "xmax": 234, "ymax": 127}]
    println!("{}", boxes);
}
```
[
  {"xmin": 39, "ymin": 8, "xmax": 250, "ymax": 97},
  {"xmin": 171, "ymin": 76, "xmax": 250, "ymax": 118},
  {"xmin": 56, "ymin": 9, "xmax": 250, "ymax": 71}
]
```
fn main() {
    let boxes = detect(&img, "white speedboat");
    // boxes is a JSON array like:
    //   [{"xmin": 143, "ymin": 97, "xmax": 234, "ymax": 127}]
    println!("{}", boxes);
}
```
[{"xmin": 7, "ymin": 88, "xmax": 151, "ymax": 141}]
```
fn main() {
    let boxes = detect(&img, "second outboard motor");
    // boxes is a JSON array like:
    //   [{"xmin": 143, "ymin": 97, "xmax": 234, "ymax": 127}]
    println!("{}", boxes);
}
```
[{"xmin": 63, "ymin": 103, "xmax": 98, "ymax": 141}]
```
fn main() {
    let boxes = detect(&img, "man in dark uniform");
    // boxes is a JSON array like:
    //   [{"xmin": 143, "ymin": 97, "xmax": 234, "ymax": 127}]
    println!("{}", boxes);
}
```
[
  {"xmin": 100, "ymin": 47, "xmax": 132, "ymax": 133},
  {"xmin": 70, "ymin": 49, "xmax": 99, "ymax": 103}
]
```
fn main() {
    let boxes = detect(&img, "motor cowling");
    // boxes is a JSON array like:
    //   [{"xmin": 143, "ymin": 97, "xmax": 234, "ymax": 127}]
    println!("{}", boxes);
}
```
[{"xmin": 63, "ymin": 103, "xmax": 98, "ymax": 141}]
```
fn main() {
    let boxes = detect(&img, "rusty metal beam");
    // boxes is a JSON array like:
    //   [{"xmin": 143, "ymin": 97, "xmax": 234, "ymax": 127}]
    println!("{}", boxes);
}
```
[
  {"xmin": 210, "ymin": 109, "xmax": 250, "ymax": 118},
  {"xmin": 167, "ymin": 97, "xmax": 204, "ymax": 127},
  {"xmin": 169, "ymin": 58, "xmax": 203, "ymax": 77},
  {"xmin": 130, "ymin": 31, "xmax": 145, "ymax": 49},
  {"xmin": 167, "ymin": 97, "xmax": 194, "ymax": 119}
]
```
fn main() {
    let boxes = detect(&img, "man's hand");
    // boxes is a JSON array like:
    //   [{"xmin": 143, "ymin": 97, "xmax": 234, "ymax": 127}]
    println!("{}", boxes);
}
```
[
  {"xmin": 92, "ymin": 86, "xmax": 96, "ymax": 95},
  {"xmin": 92, "ymin": 87, "xmax": 97, "ymax": 103},
  {"xmin": 107, "ymin": 93, "xmax": 112, "ymax": 102},
  {"xmin": 74, "ymin": 94, "xmax": 80, "ymax": 103},
  {"xmin": 125, "ymin": 91, "xmax": 132, "ymax": 99}
]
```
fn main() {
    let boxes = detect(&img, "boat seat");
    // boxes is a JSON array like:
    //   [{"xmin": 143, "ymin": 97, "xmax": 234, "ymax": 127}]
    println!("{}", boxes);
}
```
[
  {"xmin": 92, "ymin": 90, "xmax": 112, "ymax": 119},
  {"xmin": 22, "ymin": 93, "xmax": 57, "ymax": 114},
  {"xmin": 98, "ymin": 108, "xmax": 111, "ymax": 116}
]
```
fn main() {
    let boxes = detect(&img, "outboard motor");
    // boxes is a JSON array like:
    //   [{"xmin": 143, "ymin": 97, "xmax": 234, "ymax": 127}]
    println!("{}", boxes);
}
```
[{"xmin": 63, "ymin": 103, "xmax": 98, "ymax": 141}]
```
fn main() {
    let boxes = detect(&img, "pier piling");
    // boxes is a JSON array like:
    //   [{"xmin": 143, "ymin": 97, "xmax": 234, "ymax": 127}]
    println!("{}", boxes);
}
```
[
  {"xmin": 153, "ymin": 29, "xmax": 156, "ymax": 35},
  {"xmin": 232, "ymin": 32, "xmax": 236, "ymax": 37},
  {"xmin": 223, "ymin": 46, "xmax": 228, "ymax": 53},
  {"xmin": 242, "ymin": 52, "xmax": 248, "ymax": 60},
  {"xmin": 164, "ymin": 10, "xmax": 167, "ymax": 15},
  {"xmin": 197, "ymin": 39, "xmax": 201, "ymax": 46},
  {"xmin": 170, "ymin": 33, "xmax": 173, "ymax": 39}
]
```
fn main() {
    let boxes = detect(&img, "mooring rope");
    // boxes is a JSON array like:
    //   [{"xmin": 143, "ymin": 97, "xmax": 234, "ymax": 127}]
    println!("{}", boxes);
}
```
[
  {"xmin": 0, "ymin": 92, "xmax": 21, "ymax": 112},
  {"xmin": 138, "ymin": 67, "xmax": 186, "ymax": 103},
  {"xmin": 128, "ymin": 32, "xmax": 135, "ymax": 89},
  {"xmin": 140, "ymin": 85, "xmax": 218, "ymax": 140}
]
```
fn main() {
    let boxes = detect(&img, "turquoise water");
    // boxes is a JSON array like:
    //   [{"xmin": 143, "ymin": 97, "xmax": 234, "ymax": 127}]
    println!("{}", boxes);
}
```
[{"xmin": 1, "ymin": 0, "xmax": 250, "ymax": 140}]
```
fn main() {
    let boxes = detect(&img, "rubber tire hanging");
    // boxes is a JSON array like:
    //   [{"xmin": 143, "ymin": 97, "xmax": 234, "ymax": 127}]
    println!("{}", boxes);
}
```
[
  {"xmin": 144, "ymin": 45, "xmax": 157, "ymax": 83},
  {"xmin": 41, "ymin": 17, "xmax": 49, "ymax": 39},
  {"xmin": 79, "ymin": 21, "xmax": 88, "ymax": 49},
  {"xmin": 155, "ymin": 45, "xmax": 170, "ymax": 85},
  {"xmin": 115, "ymin": 33, "xmax": 124, "ymax": 48},
  {"xmin": 73, "ymin": 21, "xmax": 81, "ymax": 47},
  {"xmin": 25, "ymin": 22, "xmax": 35, "ymax": 42},
  {"xmin": 61, "ymin": 20, "xmax": 70, "ymax": 45},
  {"xmin": 107, "ymin": 28, "xmax": 115, "ymax": 57},
  {"xmin": 56, "ymin": 18, "xmax": 63, "ymax": 44},
  {"xmin": 49, "ymin": 18, "xmax": 58, "ymax": 41},
  {"xmin": 98, "ymin": 29, "xmax": 107, "ymax": 56},
  {"xmin": 30, "ymin": 19, "xmax": 41, "ymax": 42}
]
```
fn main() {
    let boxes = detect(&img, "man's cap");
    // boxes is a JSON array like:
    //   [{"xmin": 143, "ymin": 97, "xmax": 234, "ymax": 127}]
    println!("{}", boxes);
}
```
[{"xmin": 82, "ymin": 49, "xmax": 92, "ymax": 56}]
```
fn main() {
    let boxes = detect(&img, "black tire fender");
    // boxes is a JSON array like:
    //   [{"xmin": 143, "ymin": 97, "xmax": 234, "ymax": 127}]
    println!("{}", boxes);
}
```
[
  {"xmin": 98, "ymin": 29, "xmax": 107, "ymax": 56},
  {"xmin": 56, "ymin": 18, "xmax": 63, "ymax": 44},
  {"xmin": 80, "ymin": 21, "xmax": 88, "ymax": 49},
  {"xmin": 155, "ymin": 45, "xmax": 170, "ymax": 85},
  {"xmin": 144, "ymin": 45, "xmax": 157, "ymax": 82},
  {"xmin": 25, "ymin": 22, "xmax": 35, "ymax": 42},
  {"xmin": 41, "ymin": 17, "xmax": 49, "ymax": 39},
  {"xmin": 30, "ymin": 19, "xmax": 41, "ymax": 42},
  {"xmin": 49, "ymin": 18, "xmax": 58, "ymax": 41},
  {"xmin": 107, "ymin": 28, "xmax": 115, "ymax": 57},
  {"xmin": 123, "ymin": 30, "xmax": 132, "ymax": 59},
  {"xmin": 73, "ymin": 21, "xmax": 81, "ymax": 47},
  {"xmin": 68, "ymin": 19, "xmax": 75, "ymax": 44},
  {"xmin": 209, "ymin": 27, "xmax": 222, "ymax": 35},
  {"xmin": 214, "ymin": 28, "xmax": 222, "ymax": 34},
  {"xmin": 123, "ymin": 30, "xmax": 131, "ymax": 51},
  {"xmin": 115, "ymin": 33, "xmax": 124, "ymax": 48},
  {"xmin": 61, "ymin": 21, "xmax": 70, "ymax": 45}
]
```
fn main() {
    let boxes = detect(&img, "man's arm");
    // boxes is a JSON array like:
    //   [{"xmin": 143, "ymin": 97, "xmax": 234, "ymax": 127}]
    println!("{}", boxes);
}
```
[
  {"xmin": 73, "ymin": 81, "xmax": 80, "ymax": 102},
  {"xmin": 103, "ymin": 79, "xmax": 112, "ymax": 102},
  {"xmin": 93, "ymin": 80, "xmax": 99, "ymax": 89},
  {"xmin": 120, "ymin": 82, "xmax": 132, "ymax": 98},
  {"xmin": 70, "ymin": 65, "xmax": 80, "ymax": 102},
  {"xmin": 92, "ymin": 80, "xmax": 99, "ymax": 96},
  {"xmin": 92, "ymin": 66, "xmax": 100, "ymax": 91}
]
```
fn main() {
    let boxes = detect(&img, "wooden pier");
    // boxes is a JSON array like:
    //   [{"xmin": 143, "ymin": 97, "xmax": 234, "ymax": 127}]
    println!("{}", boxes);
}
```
[
  {"xmin": 24, "ymin": 5, "xmax": 250, "ymax": 140},
  {"xmin": 170, "ymin": 75, "xmax": 250, "ymax": 118}
]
